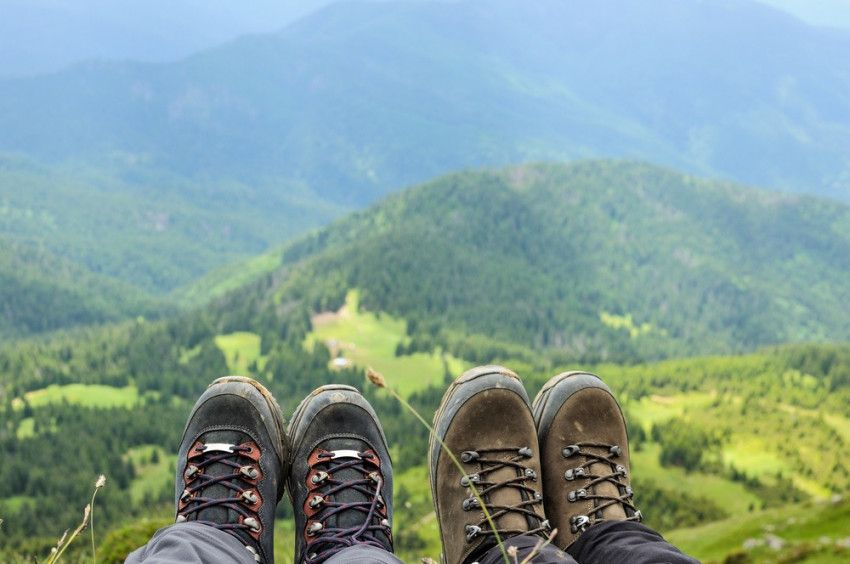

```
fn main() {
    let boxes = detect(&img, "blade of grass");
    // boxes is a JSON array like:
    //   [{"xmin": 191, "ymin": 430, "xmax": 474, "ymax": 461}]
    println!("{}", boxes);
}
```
[{"xmin": 367, "ymin": 368, "xmax": 510, "ymax": 564}]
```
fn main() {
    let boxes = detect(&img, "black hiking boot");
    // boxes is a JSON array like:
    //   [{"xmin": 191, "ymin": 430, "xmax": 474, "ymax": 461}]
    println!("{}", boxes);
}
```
[
  {"xmin": 430, "ymin": 366, "xmax": 550, "ymax": 564},
  {"xmin": 288, "ymin": 385, "xmax": 394, "ymax": 563},
  {"xmin": 532, "ymin": 371, "xmax": 642, "ymax": 550},
  {"xmin": 174, "ymin": 376, "xmax": 288, "ymax": 563}
]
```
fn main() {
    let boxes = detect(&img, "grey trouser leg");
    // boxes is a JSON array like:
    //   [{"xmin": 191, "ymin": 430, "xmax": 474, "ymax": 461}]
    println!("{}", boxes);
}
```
[
  {"xmin": 323, "ymin": 544, "xmax": 405, "ymax": 563},
  {"xmin": 125, "ymin": 522, "xmax": 256, "ymax": 564}
]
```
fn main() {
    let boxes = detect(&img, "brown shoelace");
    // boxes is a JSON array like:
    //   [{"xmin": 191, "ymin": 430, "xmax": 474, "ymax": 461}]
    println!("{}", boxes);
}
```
[
  {"xmin": 562, "ymin": 441, "xmax": 642, "ymax": 533},
  {"xmin": 459, "ymin": 446, "xmax": 550, "ymax": 542}
]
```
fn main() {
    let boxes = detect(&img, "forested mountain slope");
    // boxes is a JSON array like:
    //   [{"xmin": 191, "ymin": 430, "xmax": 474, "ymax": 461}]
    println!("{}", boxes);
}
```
[
  {"xmin": 0, "ymin": 237, "xmax": 159, "ymax": 337},
  {"xmin": 4, "ymin": 0, "xmax": 850, "ymax": 334},
  {"xmin": 263, "ymin": 161, "xmax": 850, "ymax": 361},
  {"xmin": 0, "ymin": 155, "xmax": 337, "ymax": 336}
]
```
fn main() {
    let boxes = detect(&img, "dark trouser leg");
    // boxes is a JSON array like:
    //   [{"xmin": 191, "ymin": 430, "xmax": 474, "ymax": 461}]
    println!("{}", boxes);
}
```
[
  {"xmin": 323, "ymin": 544, "xmax": 405, "ymax": 563},
  {"xmin": 476, "ymin": 534, "xmax": 579, "ymax": 563},
  {"xmin": 567, "ymin": 521, "xmax": 699, "ymax": 564},
  {"xmin": 125, "ymin": 522, "xmax": 256, "ymax": 564}
]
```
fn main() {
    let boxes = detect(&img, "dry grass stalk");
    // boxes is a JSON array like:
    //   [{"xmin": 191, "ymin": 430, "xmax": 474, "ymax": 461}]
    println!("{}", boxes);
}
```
[
  {"xmin": 366, "ymin": 367, "xmax": 510, "ymax": 564},
  {"xmin": 45, "ymin": 474, "xmax": 107, "ymax": 564}
]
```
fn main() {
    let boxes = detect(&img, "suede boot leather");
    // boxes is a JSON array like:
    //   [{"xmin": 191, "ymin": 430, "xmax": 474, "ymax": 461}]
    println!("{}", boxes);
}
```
[
  {"xmin": 174, "ymin": 376, "xmax": 288, "ymax": 564},
  {"xmin": 532, "ymin": 371, "xmax": 641, "ymax": 550},
  {"xmin": 430, "ymin": 366, "xmax": 549, "ymax": 564}
]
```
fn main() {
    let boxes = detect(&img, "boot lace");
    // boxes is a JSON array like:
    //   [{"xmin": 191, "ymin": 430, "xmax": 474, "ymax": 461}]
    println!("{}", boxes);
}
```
[
  {"xmin": 302, "ymin": 449, "xmax": 392, "ymax": 562},
  {"xmin": 177, "ymin": 441, "xmax": 265, "ymax": 542},
  {"xmin": 562, "ymin": 441, "xmax": 642, "ymax": 533},
  {"xmin": 459, "ymin": 446, "xmax": 550, "ymax": 542}
]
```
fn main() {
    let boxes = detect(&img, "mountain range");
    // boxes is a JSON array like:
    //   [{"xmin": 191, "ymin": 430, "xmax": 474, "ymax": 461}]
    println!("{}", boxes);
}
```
[
  {"xmin": 3, "ymin": 0, "xmax": 849, "ymax": 203},
  {"xmin": 2, "ymin": 0, "xmax": 850, "ymax": 336},
  {"xmin": 244, "ymin": 160, "xmax": 850, "ymax": 361}
]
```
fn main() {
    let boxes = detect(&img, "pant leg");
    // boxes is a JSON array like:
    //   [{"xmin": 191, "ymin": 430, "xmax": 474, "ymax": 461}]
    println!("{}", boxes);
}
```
[
  {"xmin": 323, "ymin": 544, "xmax": 405, "ymax": 563},
  {"xmin": 567, "ymin": 521, "xmax": 698, "ymax": 564},
  {"xmin": 476, "ymin": 534, "xmax": 579, "ymax": 563},
  {"xmin": 125, "ymin": 522, "xmax": 257, "ymax": 564}
]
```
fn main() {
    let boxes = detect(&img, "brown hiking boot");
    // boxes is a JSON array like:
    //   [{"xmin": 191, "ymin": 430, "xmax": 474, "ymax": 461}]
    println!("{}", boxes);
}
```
[
  {"xmin": 429, "ymin": 366, "xmax": 550, "ymax": 564},
  {"xmin": 532, "ymin": 371, "xmax": 642, "ymax": 550}
]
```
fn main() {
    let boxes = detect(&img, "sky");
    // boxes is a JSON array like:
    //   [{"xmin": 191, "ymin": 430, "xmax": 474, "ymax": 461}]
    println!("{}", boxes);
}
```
[{"xmin": 756, "ymin": 0, "xmax": 850, "ymax": 29}]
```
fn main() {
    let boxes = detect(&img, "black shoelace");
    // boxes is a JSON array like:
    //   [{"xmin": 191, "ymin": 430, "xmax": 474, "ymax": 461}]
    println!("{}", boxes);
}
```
[
  {"xmin": 459, "ymin": 446, "xmax": 550, "ymax": 542},
  {"xmin": 177, "ymin": 441, "xmax": 264, "ymax": 539},
  {"xmin": 303, "ymin": 449, "xmax": 391, "ymax": 562}
]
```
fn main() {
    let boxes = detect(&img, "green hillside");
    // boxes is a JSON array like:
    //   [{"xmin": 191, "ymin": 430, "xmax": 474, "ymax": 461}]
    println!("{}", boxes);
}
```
[
  {"xmin": 271, "ymin": 161, "xmax": 850, "ymax": 361},
  {"xmin": 0, "ymin": 155, "xmax": 344, "ymax": 295},
  {"xmin": 2, "ymin": 161, "xmax": 850, "ymax": 562},
  {"xmin": 5, "ymin": 0, "xmax": 850, "ymax": 338},
  {"xmin": 0, "ymin": 154, "xmax": 343, "ymax": 335},
  {"xmin": 0, "ymin": 236, "xmax": 160, "ymax": 337}
]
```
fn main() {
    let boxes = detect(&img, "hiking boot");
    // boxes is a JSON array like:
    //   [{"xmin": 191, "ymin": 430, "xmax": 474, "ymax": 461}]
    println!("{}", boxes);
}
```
[
  {"xmin": 174, "ymin": 376, "xmax": 288, "ymax": 563},
  {"xmin": 288, "ymin": 385, "xmax": 394, "ymax": 563},
  {"xmin": 430, "ymin": 366, "xmax": 550, "ymax": 564},
  {"xmin": 532, "ymin": 371, "xmax": 642, "ymax": 549}
]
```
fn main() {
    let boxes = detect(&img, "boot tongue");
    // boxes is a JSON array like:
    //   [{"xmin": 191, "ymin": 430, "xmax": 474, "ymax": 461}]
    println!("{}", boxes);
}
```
[
  {"xmin": 485, "ymin": 454, "xmax": 529, "ymax": 535},
  {"xmin": 586, "ymin": 446, "xmax": 627, "ymax": 521},
  {"xmin": 197, "ymin": 430, "xmax": 250, "ymax": 525}
]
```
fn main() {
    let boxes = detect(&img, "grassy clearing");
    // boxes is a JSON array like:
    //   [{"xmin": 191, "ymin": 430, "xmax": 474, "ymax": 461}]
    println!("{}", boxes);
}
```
[
  {"xmin": 15, "ymin": 417, "xmax": 34, "ymax": 439},
  {"xmin": 626, "ymin": 389, "xmax": 842, "ymax": 500},
  {"xmin": 668, "ymin": 497, "xmax": 850, "ymax": 563},
  {"xmin": 624, "ymin": 392, "xmax": 719, "ymax": 434},
  {"xmin": 632, "ymin": 443, "xmax": 761, "ymax": 515},
  {"xmin": 214, "ymin": 331, "xmax": 266, "ymax": 376},
  {"xmin": 1, "ymin": 495, "xmax": 35, "ymax": 512},
  {"xmin": 13, "ymin": 384, "xmax": 144, "ymax": 409},
  {"xmin": 306, "ymin": 290, "xmax": 468, "ymax": 397},
  {"xmin": 722, "ymin": 437, "xmax": 788, "ymax": 477},
  {"xmin": 125, "ymin": 445, "xmax": 176, "ymax": 505}
]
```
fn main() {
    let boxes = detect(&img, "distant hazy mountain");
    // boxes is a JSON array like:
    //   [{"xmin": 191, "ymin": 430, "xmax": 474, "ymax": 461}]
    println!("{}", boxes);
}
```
[
  {"xmin": 1, "ymin": 0, "xmax": 848, "ymax": 205},
  {"xmin": 0, "ymin": 0, "xmax": 333, "ymax": 77}
]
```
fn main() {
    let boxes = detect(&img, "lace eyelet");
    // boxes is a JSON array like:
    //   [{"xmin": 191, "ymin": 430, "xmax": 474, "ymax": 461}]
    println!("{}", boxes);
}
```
[
  {"xmin": 243, "ymin": 517, "xmax": 261, "ymax": 532},
  {"xmin": 461, "ymin": 451, "xmax": 480, "ymax": 463},
  {"xmin": 565, "ymin": 467, "xmax": 586, "ymax": 481},
  {"xmin": 462, "ymin": 497, "xmax": 480, "ymax": 511},
  {"xmin": 562, "ymin": 445, "xmax": 580, "ymax": 458},
  {"xmin": 571, "ymin": 515, "xmax": 590, "ymax": 533},
  {"xmin": 568, "ymin": 488, "xmax": 588, "ymax": 502}
]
